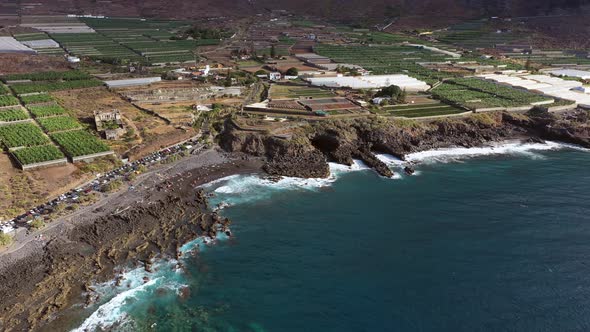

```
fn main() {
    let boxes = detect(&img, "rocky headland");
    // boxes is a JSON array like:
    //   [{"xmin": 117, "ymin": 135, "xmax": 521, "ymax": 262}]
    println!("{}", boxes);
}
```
[{"xmin": 220, "ymin": 111, "xmax": 590, "ymax": 178}]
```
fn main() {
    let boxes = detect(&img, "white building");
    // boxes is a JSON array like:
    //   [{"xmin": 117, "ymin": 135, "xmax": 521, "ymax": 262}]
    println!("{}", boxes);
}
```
[
  {"xmin": 478, "ymin": 73, "xmax": 590, "ymax": 108},
  {"xmin": 269, "ymin": 72, "xmax": 282, "ymax": 81},
  {"xmin": 548, "ymin": 69, "xmax": 590, "ymax": 80},
  {"xmin": 306, "ymin": 74, "xmax": 430, "ymax": 92},
  {"xmin": 0, "ymin": 37, "xmax": 36, "ymax": 54}
]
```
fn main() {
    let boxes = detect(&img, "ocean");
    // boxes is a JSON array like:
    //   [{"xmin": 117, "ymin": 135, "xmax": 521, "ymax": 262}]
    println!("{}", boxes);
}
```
[{"xmin": 70, "ymin": 141, "xmax": 590, "ymax": 332}]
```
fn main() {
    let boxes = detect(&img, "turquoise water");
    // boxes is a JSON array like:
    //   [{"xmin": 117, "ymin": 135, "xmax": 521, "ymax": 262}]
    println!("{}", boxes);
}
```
[{"xmin": 73, "ymin": 142, "xmax": 590, "ymax": 332}]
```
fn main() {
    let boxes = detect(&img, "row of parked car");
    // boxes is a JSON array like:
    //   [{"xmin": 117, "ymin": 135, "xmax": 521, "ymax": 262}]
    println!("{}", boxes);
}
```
[{"xmin": 1, "ymin": 138, "xmax": 200, "ymax": 234}]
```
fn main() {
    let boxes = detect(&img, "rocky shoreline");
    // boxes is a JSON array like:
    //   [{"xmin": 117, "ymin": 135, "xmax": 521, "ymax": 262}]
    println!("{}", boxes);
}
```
[
  {"xmin": 0, "ymin": 110, "xmax": 588, "ymax": 331},
  {"xmin": 221, "ymin": 111, "xmax": 590, "ymax": 178},
  {"xmin": 0, "ymin": 151, "xmax": 263, "ymax": 332}
]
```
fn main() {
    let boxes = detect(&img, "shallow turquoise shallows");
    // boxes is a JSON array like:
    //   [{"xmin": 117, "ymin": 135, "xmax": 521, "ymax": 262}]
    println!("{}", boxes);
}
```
[{"xmin": 73, "ymin": 144, "xmax": 590, "ymax": 332}]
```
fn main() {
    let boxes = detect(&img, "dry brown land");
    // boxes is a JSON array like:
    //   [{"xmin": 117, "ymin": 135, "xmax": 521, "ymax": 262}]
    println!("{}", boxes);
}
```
[
  {"xmin": 0, "ymin": 53, "xmax": 70, "ymax": 75},
  {"xmin": 51, "ymin": 86, "xmax": 197, "ymax": 159},
  {"xmin": 0, "ymin": 152, "xmax": 120, "ymax": 221}
]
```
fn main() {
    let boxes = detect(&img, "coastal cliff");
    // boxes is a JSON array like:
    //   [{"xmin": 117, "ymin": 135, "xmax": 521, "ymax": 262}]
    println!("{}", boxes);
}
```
[{"xmin": 220, "ymin": 111, "xmax": 590, "ymax": 178}]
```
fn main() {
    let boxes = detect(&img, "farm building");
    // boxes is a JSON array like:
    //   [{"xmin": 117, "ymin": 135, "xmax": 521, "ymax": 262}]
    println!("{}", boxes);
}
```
[
  {"xmin": 20, "ymin": 39, "xmax": 60, "ymax": 49},
  {"xmin": 478, "ymin": 73, "xmax": 590, "ymax": 108},
  {"xmin": 0, "ymin": 37, "xmax": 36, "ymax": 54},
  {"xmin": 306, "ymin": 74, "xmax": 430, "ymax": 91},
  {"xmin": 104, "ymin": 77, "xmax": 162, "ymax": 88},
  {"xmin": 94, "ymin": 110, "xmax": 125, "ymax": 140},
  {"xmin": 548, "ymin": 69, "xmax": 590, "ymax": 80}
]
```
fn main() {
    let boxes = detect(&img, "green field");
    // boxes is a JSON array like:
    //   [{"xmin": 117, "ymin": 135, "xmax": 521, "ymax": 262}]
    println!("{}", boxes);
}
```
[
  {"xmin": 2, "ymin": 71, "xmax": 92, "ymax": 82},
  {"xmin": 37, "ymin": 116, "xmax": 82, "ymax": 133},
  {"xmin": 0, "ymin": 95, "xmax": 20, "ymax": 107},
  {"xmin": 20, "ymin": 93, "xmax": 54, "ymax": 105},
  {"xmin": 0, "ymin": 123, "xmax": 49, "ymax": 148},
  {"xmin": 11, "ymin": 79, "xmax": 103, "ymax": 94},
  {"xmin": 11, "ymin": 145, "xmax": 65, "ymax": 165},
  {"xmin": 51, "ymin": 130, "xmax": 111, "ymax": 157},
  {"xmin": 315, "ymin": 44, "xmax": 456, "ymax": 85},
  {"xmin": 431, "ymin": 78, "xmax": 552, "ymax": 109},
  {"xmin": 0, "ymin": 84, "xmax": 10, "ymax": 95},
  {"xmin": 48, "ymin": 17, "xmax": 217, "ymax": 65},
  {"xmin": 0, "ymin": 108, "xmax": 29, "ymax": 122},
  {"xmin": 387, "ymin": 104, "xmax": 468, "ymax": 118},
  {"xmin": 269, "ymin": 85, "xmax": 334, "ymax": 99},
  {"xmin": 28, "ymin": 104, "xmax": 67, "ymax": 118}
]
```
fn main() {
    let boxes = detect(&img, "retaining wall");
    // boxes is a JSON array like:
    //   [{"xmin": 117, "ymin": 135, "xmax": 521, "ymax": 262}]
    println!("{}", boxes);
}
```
[
  {"xmin": 18, "ymin": 157, "xmax": 68, "ymax": 171},
  {"xmin": 71, "ymin": 150, "xmax": 115, "ymax": 163}
]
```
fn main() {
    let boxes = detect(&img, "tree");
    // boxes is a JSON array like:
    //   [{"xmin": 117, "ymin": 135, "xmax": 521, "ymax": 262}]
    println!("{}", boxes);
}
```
[
  {"xmin": 30, "ymin": 219, "xmax": 45, "ymax": 230},
  {"xmin": 375, "ymin": 85, "xmax": 402, "ymax": 99},
  {"xmin": 397, "ymin": 88, "xmax": 407, "ymax": 104},
  {"xmin": 0, "ymin": 233, "xmax": 13, "ymax": 247},
  {"xmin": 270, "ymin": 45, "xmax": 276, "ymax": 58},
  {"xmin": 285, "ymin": 67, "xmax": 299, "ymax": 76}
]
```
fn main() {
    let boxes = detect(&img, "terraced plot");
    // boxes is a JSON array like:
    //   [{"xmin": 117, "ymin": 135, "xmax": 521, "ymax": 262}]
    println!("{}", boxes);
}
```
[
  {"xmin": 0, "ymin": 108, "xmax": 29, "ymax": 122},
  {"xmin": 11, "ymin": 145, "xmax": 65, "ymax": 165},
  {"xmin": 51, "ymin": 130, "xmax": 111, "ymax": 158},
  {"xmin": 0, "ymin": 95, "xmax": 20, "ymax": 107},
  {"xmin": 37, "ymin": 116, "xmax": 82, "ymax": 133},
  {"xmin": 20, "ymin": 93, "xmax": 54, "ymax": 105},
  {"xmin": 0, "ymin": 123, "xmax": 49, "ymax": 148},
  {"xmin": 28, "ymin": 104, "xmax": 67, "ymax": 118},
  {"xmin": 385, "ymin": 104, "xmax": 468, "ymax": 118},
  {"xmin": 10, "ymin": 79, "xmax": 103, "ymax": 94},
  {"xmin": 269, "ymin": 85, "xmax": 334, "ymax": 99},
  {"xmin": 315, "ymin": 45, "xmax": 455, "ymax": 85},
  {"xmin": 431, "ymin": 78, "xmax": 552, "ymax": 109}
]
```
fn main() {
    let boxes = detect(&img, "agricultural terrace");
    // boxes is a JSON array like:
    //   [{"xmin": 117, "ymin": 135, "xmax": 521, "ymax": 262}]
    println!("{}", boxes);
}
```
[
  {"xmin": 0, "ymin": 84, "xmax": 10, "ymax": 95},
  {"xmin": 20, "ymin": 93, "xmax": 54, "ymax": 105},
  {"xmin": 50, "ymin": 17, "xmax": 218, "ymax": 65},
  {"xmin": 10, "ymin": 79, "xmax": 103, "ymax": 95},
  {"xmin": 51, "ymin": 130, "xmax": 111, "ymax": 158},
  {"xmin": 345, "ymin": 31, "xmax": 429, "ymax": 45},
  {"xmin": 37, "ymin": 116, "xmax": 82, "ymax": 133},
  {"xmin": 28, "ymin": 104, "xmax": 67, "ymax": 118},
  {"xmin": 315, "ymin": 44, "xmax": 523, "ymax": 85},
  {"xmin": 11, "ymin": 145, "xmax": 65, "ymax": 166},
  {"xmin": 50, "ymin": 33, "xmax": 142, "ymax": 63},
  {"xmin": 315, "ymin": 45, "xmax": 454, "ymax": 85},
  {"xmin": 0, "ymin": 108, "xmax": 30, "ymax": 122},
  {"xmin": 0, "ymin": 123, "xmax": 50, "ymax": 148},
  {"xmin": 431, "ymin": 78, "xmax": 552, "ymax": 109},
  {"xmin": 434, "ymin": 20, "xmax": 524, "ymax": 49},
  {"xmin": 269, "ymin": 85, "xmax": 334, "ymax": 99},
  {"xmin": 2, "ymin": 70, "xmax": 92, "ymax": 82},
  {"xmin": 0, "ymin": 95, "xmax": 20, "ymax": 107},
  {"xmin": 380, "ymin": 102, "xmax": 467, "ymax": 118}
]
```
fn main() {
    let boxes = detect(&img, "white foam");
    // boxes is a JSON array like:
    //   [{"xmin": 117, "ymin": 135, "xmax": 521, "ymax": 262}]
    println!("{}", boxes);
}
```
[
  {"xmin": 404, "ymin": 141, "xmax": 566, "ymax": 164},
  {"xmin": 72, "ymin": 277, "xmax": 161, "ymax": 332}
]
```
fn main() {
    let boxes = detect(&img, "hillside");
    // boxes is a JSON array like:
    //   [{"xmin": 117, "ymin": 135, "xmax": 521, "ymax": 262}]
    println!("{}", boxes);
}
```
[{"xmin": 6, "ymin": 0, "xmax": 590, "ymax": 21}]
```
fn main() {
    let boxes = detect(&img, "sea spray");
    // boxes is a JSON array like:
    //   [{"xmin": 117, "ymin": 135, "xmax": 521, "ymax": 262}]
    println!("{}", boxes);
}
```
[{"xmin": 71, "ymin": 232, "xmax": 231, "ymax": 332}]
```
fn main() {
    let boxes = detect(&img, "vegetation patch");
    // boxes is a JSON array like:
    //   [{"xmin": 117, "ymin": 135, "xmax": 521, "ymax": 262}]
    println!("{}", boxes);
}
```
[
  {"xmin": 28, "ymin": 104, "xmax": 67, "ymax": 118},
  {"xmin": 37, "ymin": 116, "xmax": 82, "ymax": 133},
  {"xmin": 51, "ymin": 130, "xmax": 111, "ymax": 157},
  {"xmin": 0, "ymin": 123, "xmax": 49, "ymax": 148},
  {"xmin": 0, "ymin": 108, "xmax": 29, "ymax": 122},
  {"xmin": 2, "ymin": 71, "xmax": 93, "ymax": 82},
  {"xmin": 11, "ymin": 79, "xmax": 103, "ymax": 94},
  {"xmin": 20, "ymin": 93, "xmax": 54, "ymax": 105},
  {"xmin": 11, "ymin": 145, "xmax": 65, "ymax": 165},
  {"xmin": 0, "ymin": 95, "xmax": 20, "ymax": 107}
]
